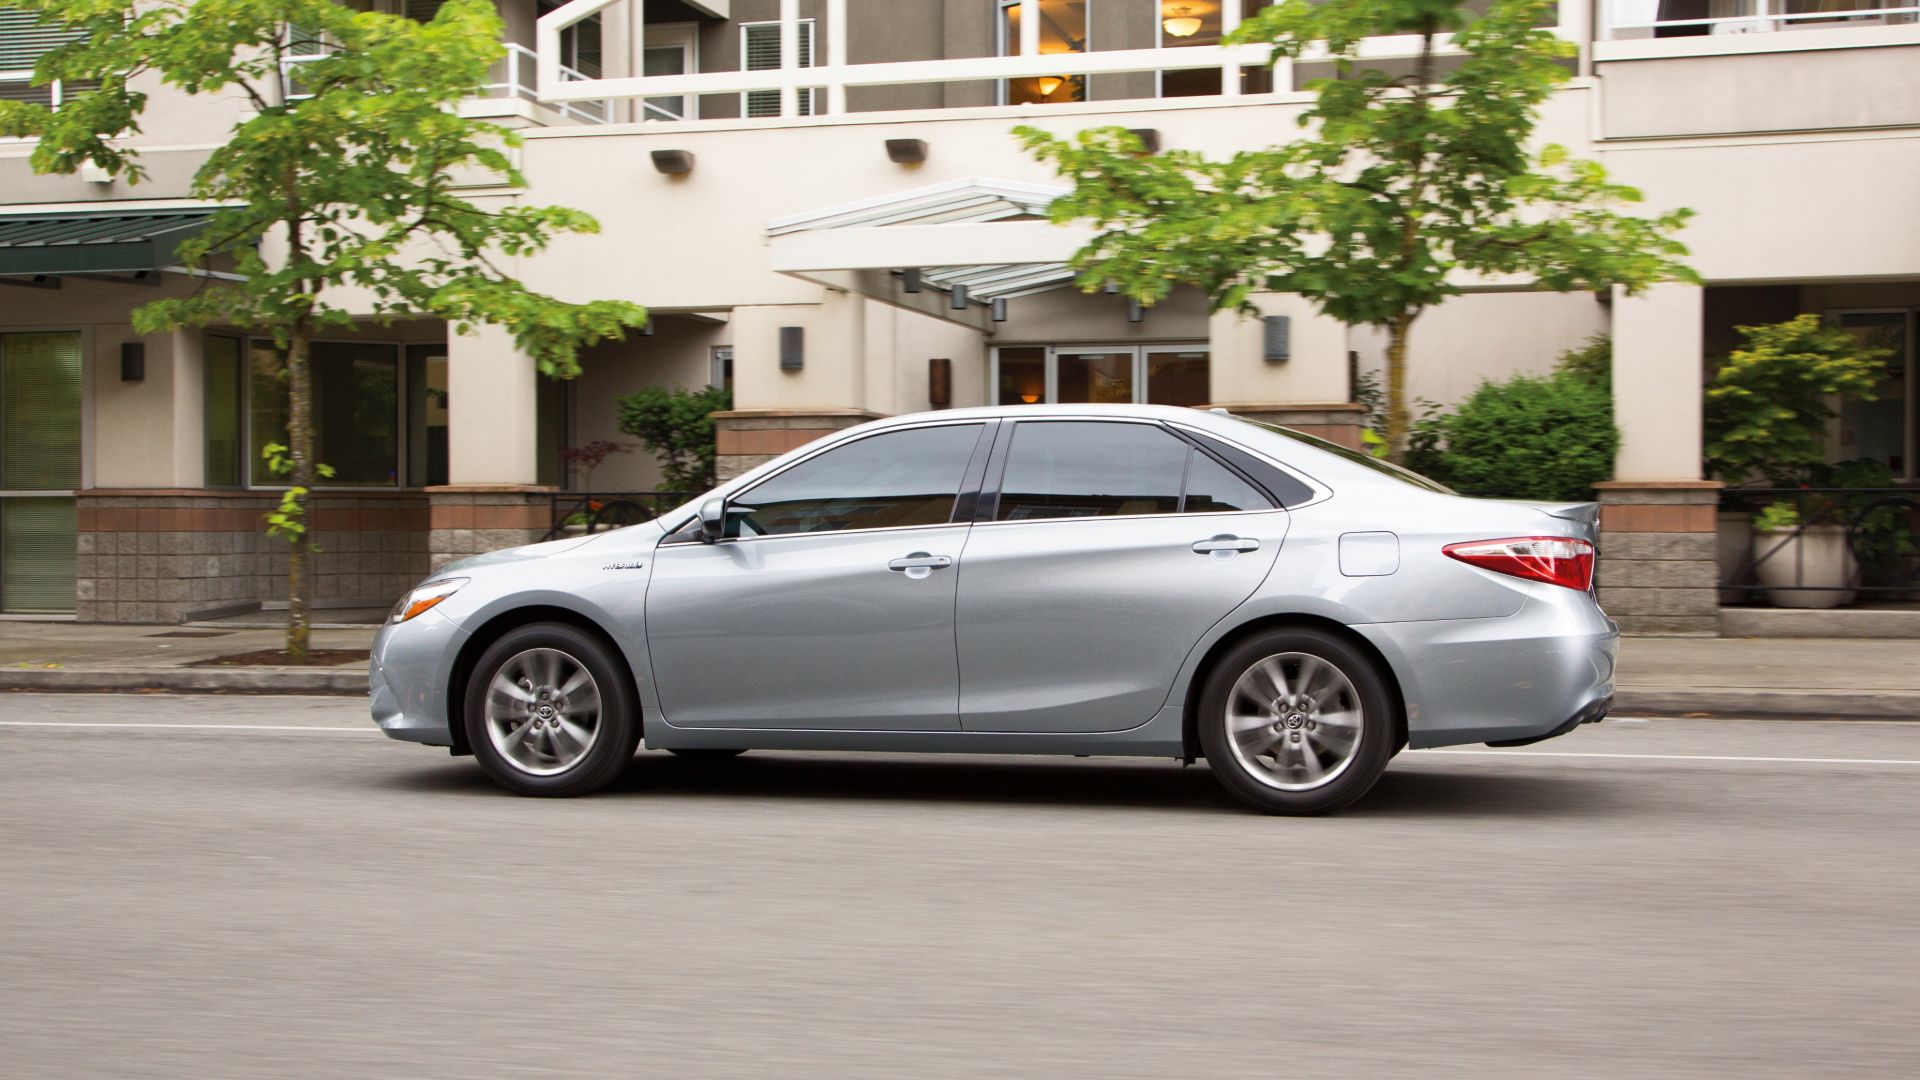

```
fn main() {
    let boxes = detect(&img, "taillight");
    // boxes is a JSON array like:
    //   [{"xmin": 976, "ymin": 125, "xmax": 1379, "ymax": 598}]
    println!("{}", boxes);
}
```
[{"xmin": 1443, "ymin": 536, "xmax": 1594, "ymax": 591}]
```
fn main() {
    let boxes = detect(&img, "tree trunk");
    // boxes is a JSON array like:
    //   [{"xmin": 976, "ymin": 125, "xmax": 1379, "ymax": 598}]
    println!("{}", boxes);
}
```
[
  {"xmin": 1384, "ymin": 312, "xmax": 1415, "ymax": 465},
  {"xmin": 285, "ymin": 329, "xmax": 315, "ymax": 663}
]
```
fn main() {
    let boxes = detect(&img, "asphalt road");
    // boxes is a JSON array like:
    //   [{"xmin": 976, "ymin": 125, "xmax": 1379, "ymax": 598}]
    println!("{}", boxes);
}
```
[{"xmin": 3, "ymin": 696, "xmax": 1917, "ymax": 1079}]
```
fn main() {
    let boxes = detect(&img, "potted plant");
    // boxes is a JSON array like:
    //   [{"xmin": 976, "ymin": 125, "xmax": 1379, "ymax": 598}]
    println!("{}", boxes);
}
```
[
  {"xmin": 1704, "ymin": 315, "xmax": 1887, "ymax": 608},
  {"xmin": 1749, "ymin": 500, "xmax": 1858, "ymax": 609}
]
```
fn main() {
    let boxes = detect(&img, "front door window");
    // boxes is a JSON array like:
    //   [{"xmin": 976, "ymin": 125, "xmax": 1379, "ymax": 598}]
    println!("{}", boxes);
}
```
[
  {"xmin": 0, "ymin": 331, "xmax": 82, "ymax": 614},
  {"xmin": 994, "ymin": 344, "xmax": 1211, "ymax": 408},
  {"xmin": 729, "ymin": 423, "xmax": 986, "ymax": 537}
]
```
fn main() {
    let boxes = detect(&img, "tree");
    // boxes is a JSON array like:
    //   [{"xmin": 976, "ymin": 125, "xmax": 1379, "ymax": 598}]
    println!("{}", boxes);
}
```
[
  {"xmin": 1704, "ymin": 314, "xmax": 1886, "ymax": 486},
  {"xmin": 1016, "ymin": 0, "xmax": 1696, "ymax": 463},
  {"xmin": 0, "ymin": 0, "xmax": 647, "ymax": 660}
]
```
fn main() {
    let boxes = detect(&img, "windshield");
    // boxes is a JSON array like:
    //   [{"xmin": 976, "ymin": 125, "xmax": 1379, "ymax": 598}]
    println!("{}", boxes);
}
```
[{"xmin": 1229, "ymin": 417, "xmax": 1457, "ymax": 495}]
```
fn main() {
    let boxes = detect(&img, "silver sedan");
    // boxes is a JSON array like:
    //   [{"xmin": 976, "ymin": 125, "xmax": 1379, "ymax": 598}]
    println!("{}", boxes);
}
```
[{"xmin": 370, "ymin": 404, "xmax": 1616, "ymax": 814}]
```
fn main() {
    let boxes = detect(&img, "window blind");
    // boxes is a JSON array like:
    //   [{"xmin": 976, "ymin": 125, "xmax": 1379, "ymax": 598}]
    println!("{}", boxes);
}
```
[
  {"xmin": 743, "ymin": 20, "xmax": 813, "ymax": 118},
  {"xmin": 0, "ymin": 5, "xmax": 89, "ymax": 105},
  {"xmin": 0, "ymin": 331, "xmax": 82, "ymax": 492}
]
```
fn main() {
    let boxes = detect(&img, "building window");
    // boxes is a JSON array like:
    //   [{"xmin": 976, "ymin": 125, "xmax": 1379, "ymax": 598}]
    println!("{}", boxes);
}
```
[
  {"xmin": 0, "ymin": 5, "xmax": 95, "ymax": 107},
  {"xmin": 204, "ymin": 334, "xmax": 245, "ymax": 487},
  {"xmin": 741, "ymin": 19, "xmax": 815, "ymax": 118},
  {"xmin": 1833, "ymin": 310, "xmax": 1915, "ymax": 483},
  {"xmin": 404, "ymin": 343, "xmax": 448, "ymax": 488},
  {"xmin": 995, "ymin": 345, "xmax": 1211, "ymax": 407},
  {"xmin": 711, "ymin": 345, "xmax": 734, "ymax": 392},
  {"xmin": 1159, "ymin": 1, "xmax": 1275, "ymax": 98},
  {"xmin": 538, "ymin": 0, "xmax": 603, "ymax": 79},
  {"xmin": 248, "ymin": 341, "xmax": 402, "ymax": 488},
  {"xmin": 997, "ymin": 0, "xmax": 1087, "ymax": 105},
  {"xmin": 0, "ymin": 330, "xmax": 82, "ymax": 614}
]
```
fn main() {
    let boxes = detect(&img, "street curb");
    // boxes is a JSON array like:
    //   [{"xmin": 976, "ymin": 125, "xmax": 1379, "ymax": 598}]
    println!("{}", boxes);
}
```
[
  {"xmin": 0, "ymin": 668, "xmax": 367, "ymax": 695},
  {"xmin": 1611, "ymin": 687, "xmax": 1920, "ymax": 721},
  {"xmin": 2, "ymin": 669, "xmax": 1915, "ymax": 720}
]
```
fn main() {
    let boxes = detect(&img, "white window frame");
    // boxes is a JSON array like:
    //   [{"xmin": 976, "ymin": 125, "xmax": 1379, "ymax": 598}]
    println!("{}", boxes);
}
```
[
  {"xmin": 739, "ymin": 18, "xmax": 816, "ymax": 119},
  {"xmin": 994, "ymin": 0, "xmax": 1092, "ymax": 107}
]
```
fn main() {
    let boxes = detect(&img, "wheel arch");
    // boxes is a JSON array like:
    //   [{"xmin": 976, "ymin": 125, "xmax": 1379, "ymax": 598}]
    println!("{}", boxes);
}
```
[
  {"xmin": 444, "ymin": 605, "xmax": 642, "ymax": 755},
  {"xmin": 1180, "ymin": 613, "xmax": 1407, "ymax": 762}
]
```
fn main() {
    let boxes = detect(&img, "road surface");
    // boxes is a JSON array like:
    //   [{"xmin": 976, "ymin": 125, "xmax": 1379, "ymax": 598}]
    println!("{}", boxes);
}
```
[{"xmin": 2, "ymin": 694, "xmax": 1916, "ymax": 1078}]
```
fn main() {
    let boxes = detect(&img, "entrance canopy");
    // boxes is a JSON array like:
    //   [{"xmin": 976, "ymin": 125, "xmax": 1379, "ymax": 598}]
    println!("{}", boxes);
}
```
[
  {"xmin": 0, "ymin": 209, "xmax": 216, "ymax": 276},
  {"xmin": 766, "ymin": 177, "xmax": 1097, "ymax": 301}
]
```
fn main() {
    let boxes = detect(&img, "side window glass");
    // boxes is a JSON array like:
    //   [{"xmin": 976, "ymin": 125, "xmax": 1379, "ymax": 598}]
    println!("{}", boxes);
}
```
[
  {"xmin": 1186, "ymin": 430, "xmax": 1317, "ymax": 508},
  {"xmin": 996, "ymin": 422, "xmax": 1187, "ymax": 521},
  {"xmin": 1182, "ymin": 450, "xmax": 1272, "ymax": 514},
  {"xmin": 733, "ymin": 424, "xmax": 983, "ymax": 537}
]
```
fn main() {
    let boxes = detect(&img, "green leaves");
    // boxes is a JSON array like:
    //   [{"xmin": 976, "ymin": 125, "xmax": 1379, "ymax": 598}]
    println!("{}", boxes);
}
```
[
  {"xmin": 1022, "ymin": 0, "xmax": 1695, "ymax": 463},
  {"xmin": 258, "ymin": 441, "xmax": 333, "ymax": 544},
  {"xmin": 13, "ymin": 0, "xmax": 648, "ymax": 375},
  {"xmin": 614, "ymin": 386, "xmax": 733, "ymax": 493},
  {"xmin": 1704, "ymin": 314, "xmax": 1888, "ymax": 485},
  {"xmin": 1408, "ymin": 370, "xmax": 1620, "ymax": 501}
]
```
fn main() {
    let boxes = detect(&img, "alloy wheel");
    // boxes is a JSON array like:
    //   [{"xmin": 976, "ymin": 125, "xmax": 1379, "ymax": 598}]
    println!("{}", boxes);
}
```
[
  {"xmin": 1224, "ymin": 651, "xmax": 1365, "ymax": 792},
  {"xmin": 484, "ymin": 647, "xmax": 604, "ymax": 777}
]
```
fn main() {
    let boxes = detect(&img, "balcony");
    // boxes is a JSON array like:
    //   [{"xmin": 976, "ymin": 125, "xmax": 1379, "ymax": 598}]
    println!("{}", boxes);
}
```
[{"xmin": 1598, "ymin": 0, "xmax": 1920, "ymax": 59}]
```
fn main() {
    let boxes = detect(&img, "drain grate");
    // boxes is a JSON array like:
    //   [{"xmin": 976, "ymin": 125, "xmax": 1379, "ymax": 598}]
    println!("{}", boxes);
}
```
[{"xmin": 146, "ymin": 630, "xmax": 236, "ymax": 639}]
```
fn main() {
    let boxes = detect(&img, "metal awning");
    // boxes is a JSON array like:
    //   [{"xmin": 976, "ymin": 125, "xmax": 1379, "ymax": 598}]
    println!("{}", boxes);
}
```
[
  {"xmin": 765, "ymin": 177, "xmax": 1087, "ymax": 301},
  {"xmin": 0, "ymin": 209, "xmax": 217, "ymax": 276}
]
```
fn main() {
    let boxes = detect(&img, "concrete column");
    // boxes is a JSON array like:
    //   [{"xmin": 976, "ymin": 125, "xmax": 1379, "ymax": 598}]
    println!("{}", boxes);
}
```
[
  {"xmin": 1205, "ymin": 295, "xmax": 1362, "ymax": 448},
  {"xmin": 1599, "ymin": 284, "xmax": 1720, "ymax": 635},
  {"xmin": 446, "ymin": 325, "xmax": 539, "ymax": 486},
  {"xmin": 1611, "ymin": 283, "xmax": 1705, "ymax": 483}
]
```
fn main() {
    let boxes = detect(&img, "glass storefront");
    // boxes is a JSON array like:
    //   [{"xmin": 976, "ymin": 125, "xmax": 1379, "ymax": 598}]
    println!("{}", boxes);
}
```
[
  {"xmin": 994, "ymin": 344, "xmax": 1211, "ymax": 408},
  {"xmin": 0, "ymin": 331, "xmax": 82, "ymax": 614}
]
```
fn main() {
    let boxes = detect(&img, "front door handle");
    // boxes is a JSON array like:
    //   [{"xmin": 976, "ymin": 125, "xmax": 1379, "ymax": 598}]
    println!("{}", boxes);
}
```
[
  {"xmin": 887, "ymin": 552, "xmax": 953, "ymax": 579},
  {"xmin": 1192, "ymin": 535, "xmax": 1260, "ymax": 554}
]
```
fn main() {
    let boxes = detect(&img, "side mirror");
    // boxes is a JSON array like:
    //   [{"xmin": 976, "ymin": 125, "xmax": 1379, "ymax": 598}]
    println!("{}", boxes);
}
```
[{"xmin": 698, "ymin": 498, "xmax": 727, "ymax": 544}]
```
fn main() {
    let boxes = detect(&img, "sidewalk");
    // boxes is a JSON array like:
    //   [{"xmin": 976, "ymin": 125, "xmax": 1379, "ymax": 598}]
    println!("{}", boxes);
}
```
[{"xmin": 0, "ymin": 620, "xmax": 1915, "ymax": 719}]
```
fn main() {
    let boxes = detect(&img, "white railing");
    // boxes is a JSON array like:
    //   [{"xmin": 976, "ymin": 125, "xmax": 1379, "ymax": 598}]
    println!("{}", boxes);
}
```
[
  {"xmin": 535, "ymin": 0, "xmax": 1578, "ymax": 121},
  {"xmin": 483, "ymin": 43, "xmax": 612, "ymax": 125},
  {"xmin": 1603, "ymin": 0, "xmax": 1920, "ymax": 39},
  {"xmin": 0, "ymin": 68, "xmax": 70, "ymax": 109},
  {"xmin": 275, "ymin": 42, "xmax": 611, "ymax": 124}
]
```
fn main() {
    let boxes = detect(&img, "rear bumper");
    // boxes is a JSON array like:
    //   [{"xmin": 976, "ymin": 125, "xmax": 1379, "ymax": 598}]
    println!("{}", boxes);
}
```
[{"xmin": 1355, "ymin": 588, "xmax": 1618, "ymax": 750}]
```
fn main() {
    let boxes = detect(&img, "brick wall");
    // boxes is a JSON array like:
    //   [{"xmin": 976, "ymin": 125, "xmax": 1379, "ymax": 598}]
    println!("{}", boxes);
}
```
[{"xmin": 1593, "ymin": 481, "xmax": 1723, "ymax": 635}]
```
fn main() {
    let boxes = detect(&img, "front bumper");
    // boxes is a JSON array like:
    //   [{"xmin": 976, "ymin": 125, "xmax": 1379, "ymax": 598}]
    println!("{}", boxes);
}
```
[
  {"xmin": 1356, "ymin": 588, "xmax": 1619, "ymax": 750},
  {"xmin": 369, "ymin": 607, "xmax": 468, "ymax": 746}
]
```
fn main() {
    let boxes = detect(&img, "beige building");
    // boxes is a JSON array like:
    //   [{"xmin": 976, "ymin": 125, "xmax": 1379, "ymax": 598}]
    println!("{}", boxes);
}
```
[{"xmin": 1, "ymin": 0, "xmax": 1917, "ymax": 633}]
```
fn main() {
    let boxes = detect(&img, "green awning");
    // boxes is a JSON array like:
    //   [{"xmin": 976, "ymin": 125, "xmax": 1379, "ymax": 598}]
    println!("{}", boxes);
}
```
[{"xmin": 0, "ymin": 209, "xmax": 216, "ymax": 276}]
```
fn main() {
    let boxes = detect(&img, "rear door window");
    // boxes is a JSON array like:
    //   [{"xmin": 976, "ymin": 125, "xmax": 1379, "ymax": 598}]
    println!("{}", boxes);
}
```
[{"xmin": 994, "ymin": 421, "xmax": 1275, "ymax": 521}]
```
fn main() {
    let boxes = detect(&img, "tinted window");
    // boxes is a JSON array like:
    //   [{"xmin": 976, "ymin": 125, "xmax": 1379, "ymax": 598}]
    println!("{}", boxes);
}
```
[
  {"xmin": 734, "ymin": 424, "xmax": 983, "ymax": 537},
  {"xmin": 1185, "ymin": 430, "xmax": 1317, "ymax": 508},
  {"xmin": 1232, "ymin": 416, "xmax": 1455, "ymax": 495},
  {"xmin": 1182, "ymin": 451, "xmax": 1272, "ymax": 513},
  {"xmin": 997, "ymin": 422, "xmax": 1188, "ymax": 520}
]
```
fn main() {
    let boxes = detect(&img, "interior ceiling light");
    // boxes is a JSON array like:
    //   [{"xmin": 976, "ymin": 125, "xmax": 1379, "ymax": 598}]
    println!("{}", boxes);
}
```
[
  {"xmin": 1035, "ymin": 76, "xmax": 1064, "ymax": 97},
  {"xmin": 1163, "ymin": 6, "xmax": 1203, "ymax": 37}
]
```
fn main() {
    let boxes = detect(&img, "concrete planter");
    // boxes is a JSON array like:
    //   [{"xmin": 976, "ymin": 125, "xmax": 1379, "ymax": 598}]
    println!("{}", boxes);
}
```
[{"xmin": 1753, "ymin": 525, "xmax": 1859, "ymax": 609}]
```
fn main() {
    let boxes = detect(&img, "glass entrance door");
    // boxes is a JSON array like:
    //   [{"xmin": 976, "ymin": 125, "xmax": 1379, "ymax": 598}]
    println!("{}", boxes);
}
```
[
  {"xmin": 0, "ymin": 331, "xmax": 83, "ymax": 614},
  {"xmin": 995, "ymin": 344, "xmax": 1211, "ymax": 408}
]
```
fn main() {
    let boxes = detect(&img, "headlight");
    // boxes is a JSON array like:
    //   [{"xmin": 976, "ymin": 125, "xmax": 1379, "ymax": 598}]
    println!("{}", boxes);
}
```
[{"xmin": 390, "ymin": 577, "xmax": 468, "ymax": 624}]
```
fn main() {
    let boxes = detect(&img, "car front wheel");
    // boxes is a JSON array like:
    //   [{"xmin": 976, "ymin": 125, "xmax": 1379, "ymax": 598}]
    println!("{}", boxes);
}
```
[
  {"xmin": 464, "ymin": 623, "xmax": 641, "ymax": 797},
  {"xmin": 1198, "ymin": 628, "xmax": 1395, "ymax": 815}
]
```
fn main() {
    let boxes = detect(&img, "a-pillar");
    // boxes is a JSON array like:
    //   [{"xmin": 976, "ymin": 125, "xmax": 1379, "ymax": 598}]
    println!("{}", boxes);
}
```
[
  {"xmin": 430, "ymin": 326, "xmax": 553, "ymax": 569},
  {"xmin": 1204, "ymin": 294, "xmax": 1364, "ymax": 448},
  {"xmin": 1595, "ymin": 283, "xmax": 1721, "ymax": 635}
]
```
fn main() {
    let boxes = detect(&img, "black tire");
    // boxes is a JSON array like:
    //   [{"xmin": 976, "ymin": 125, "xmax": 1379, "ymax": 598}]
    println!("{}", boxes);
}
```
[
  {"xmin": 667, "ymin": 748, "xmax": 747, "ymax": 760},
  {"xmin": 1198, "ymin": 627, "xmax": 1395, "ymax": 815},
  {"xmin": 464, "ymin": 622, "xmax": 641, "ymax": 797}
]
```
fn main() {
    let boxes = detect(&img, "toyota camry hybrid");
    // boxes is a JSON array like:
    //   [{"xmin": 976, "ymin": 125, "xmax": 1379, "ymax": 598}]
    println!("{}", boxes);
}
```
[{"xmin": 370, "ymin": 404, "xmax": 1617, "ymax": 814}]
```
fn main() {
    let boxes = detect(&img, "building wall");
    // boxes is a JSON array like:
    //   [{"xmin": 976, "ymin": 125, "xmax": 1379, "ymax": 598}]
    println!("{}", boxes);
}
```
[{"xmin": 570, "ymin": 315, "xmax": 728, "ymax": 491}]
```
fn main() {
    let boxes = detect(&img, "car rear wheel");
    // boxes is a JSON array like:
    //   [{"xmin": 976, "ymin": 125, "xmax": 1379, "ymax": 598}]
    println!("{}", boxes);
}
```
[
  {"xmin": 464, "ymin": 623, "xmax": 640, "ymax": 797},
  {"xmin": 1199, "ymin": 628, "xmax": 1395, "ymax": 815}
]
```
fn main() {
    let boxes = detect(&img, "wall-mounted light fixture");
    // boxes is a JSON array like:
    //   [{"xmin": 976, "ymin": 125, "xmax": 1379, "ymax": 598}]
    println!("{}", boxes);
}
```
[
  {"xmin": 650, "ymin": 149, "xmax": 695, "ymax": 175},
  {"xmin": 120, "ymin": 342, "xmax": 145, "ymax": 382},
  {"xmin": 901, "ymin": 268, "xmax": 921, "ymax": 293},
  {"xmin": 1263, "ymin": 315, "xmax": 1292, "ymax": 362},
  {"xmin": 950, "ymin": 284, "xmax": 969, "ymax": 310},
  {"xmin": 929, "ymin": 358, "xmax": 952, "ymax": 407},
  {"xmin": 885, "ymin": 138, "xmax": 928, "ymax": 164},
  {"xmin": 779, "ymin": 326, "xmax": 805, "ymax": 370},
  {"xmin": 990, "ymin": 297, "xmax": 1007, "ymax": 323},
  {"xmin": 1127, "ymin": 128, "xmax": 1161, "ymax": 154},
  {"xmin": 1127, "ymin": 299, "xmax": 1144, "ymax": 323}
]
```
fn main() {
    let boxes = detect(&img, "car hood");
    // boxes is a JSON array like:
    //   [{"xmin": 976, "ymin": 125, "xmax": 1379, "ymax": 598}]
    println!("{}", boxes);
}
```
[{"xmin": 437, "ymin": 532, "xmax": 604, "ymax": 575}]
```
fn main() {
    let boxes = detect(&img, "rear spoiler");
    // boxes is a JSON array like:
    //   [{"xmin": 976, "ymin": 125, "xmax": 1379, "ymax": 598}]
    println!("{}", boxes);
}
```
[{"xmin": 1533, "ymin": 501, "xmax": 1600, "ymax": 542}]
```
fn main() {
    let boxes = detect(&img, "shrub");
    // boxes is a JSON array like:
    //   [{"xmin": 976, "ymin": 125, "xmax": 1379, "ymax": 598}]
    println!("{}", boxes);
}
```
[
  {"xmin": 1408, "ymin": 372, "xmax": 1619, "ymax": 502},
  {"xmin": 1553, "ymin": 334, "xmax": 1611, "ymax": 388},
  {"xmin": 1704, "ymin": 314, "xmax": 1887, "ymax": 486},
  {"xmin": 613, "ymin": 386, "xmax": 732, "ymax": 493}
]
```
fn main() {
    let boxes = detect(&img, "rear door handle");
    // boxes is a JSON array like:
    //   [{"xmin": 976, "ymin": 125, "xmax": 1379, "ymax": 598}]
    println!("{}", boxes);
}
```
[
  {"xmin": 887, "ymin": 553, "xmax": 953, "ymax": 579},
  {"xmin": 1192, "ymin": 536, "xmax": 1260, "ymax": 554}
]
